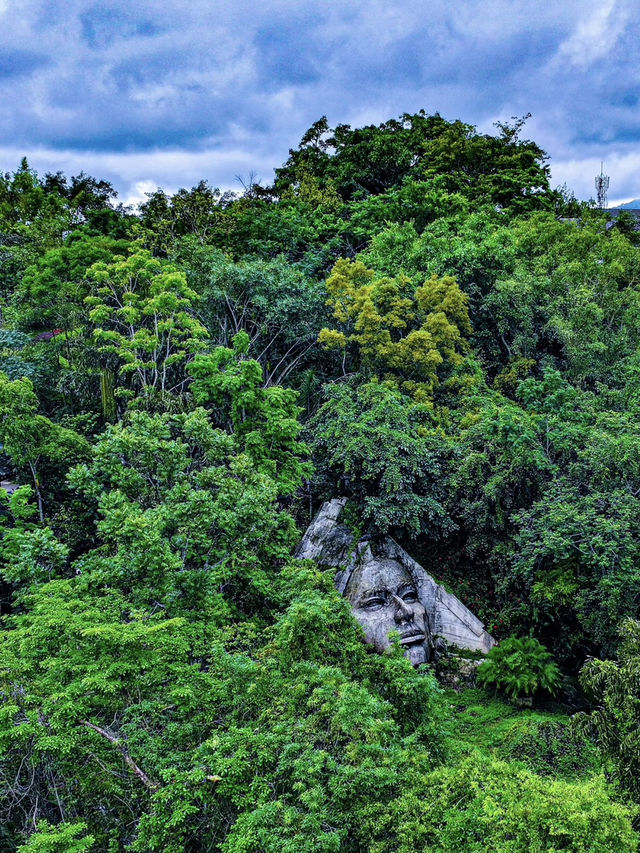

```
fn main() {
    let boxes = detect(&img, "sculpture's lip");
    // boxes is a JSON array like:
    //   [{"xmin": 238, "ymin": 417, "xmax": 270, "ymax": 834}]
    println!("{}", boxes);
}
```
[{"xmin": 400, "ymin": 631, "xmax": 426, "ymax": 645}]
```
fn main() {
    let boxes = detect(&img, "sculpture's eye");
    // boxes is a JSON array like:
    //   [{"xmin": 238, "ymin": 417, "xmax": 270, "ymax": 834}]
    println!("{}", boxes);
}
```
[
  {"xmin": 401, "ymin": 589, "xmax": 418, "ymax": 602},
  {"xmin": 361, "ymin": 596, "xmax": 386, "ymax": 610}
]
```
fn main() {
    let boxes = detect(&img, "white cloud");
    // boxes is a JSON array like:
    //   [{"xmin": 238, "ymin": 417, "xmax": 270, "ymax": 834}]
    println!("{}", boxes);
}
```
[
  {"xmin": 557, "ymin": 0, "xmax": 629, "ymax": 68},
  {"xmin": 2, "ymin": 0, "xmax": 640, "ymax": 205},
  {"xmin": 551, "ymin": 149, "xmax": 640, "ymax": 205},
  {"xmin": 120, "ymin": 179, "xmax": 158, "ymax": 211},
  {"xmin": 0, "ymin": 143, "xmax": 279, "ymax": 202}
]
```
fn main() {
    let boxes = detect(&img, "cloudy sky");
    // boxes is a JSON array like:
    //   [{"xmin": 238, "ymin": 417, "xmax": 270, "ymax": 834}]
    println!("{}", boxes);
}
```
[{"xmin": 1, "ymin": 0, "xmax": 639, "ymax": 207}]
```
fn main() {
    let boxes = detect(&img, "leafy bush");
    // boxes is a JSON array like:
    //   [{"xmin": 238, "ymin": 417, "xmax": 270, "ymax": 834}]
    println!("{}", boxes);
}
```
[
  {"xmin": 477, "ymin": 636, "xmax": 561, "ymax": 699},
  {"xmin": 578, "ymin": 618, "xmax": 640, "ymax": 802},
  {"xmin": 368, "ymin": 754, "xmax": 638, "ymax": 853},
  {"xmin": 17, "ymin": 821, "xmax": 94, "ymax": 852},
  {"xmin": 501, "ymin": 718, "xmax": 600, "ymax": 778}
]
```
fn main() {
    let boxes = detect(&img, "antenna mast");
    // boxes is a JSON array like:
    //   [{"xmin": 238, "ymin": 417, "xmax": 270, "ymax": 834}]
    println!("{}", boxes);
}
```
[{"xmin": 595, "ymin": 161, "xmax": 610, "ymax": 209}]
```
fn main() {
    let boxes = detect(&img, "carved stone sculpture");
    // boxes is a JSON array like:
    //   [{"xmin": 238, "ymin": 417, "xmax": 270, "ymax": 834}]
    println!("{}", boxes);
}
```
[
  {"xmin": 297, "ymin": 498, "xmax": 495, "ymax": 664},
  {"xmin": 344, "ymin": 556, "xmax": 432, "ymax": 666}
]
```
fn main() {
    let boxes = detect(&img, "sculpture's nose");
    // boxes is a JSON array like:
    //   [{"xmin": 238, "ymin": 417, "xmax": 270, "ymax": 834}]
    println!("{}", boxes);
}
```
[{"xmin": 392, "ymin": 594, "xmax": 413, "ymax": 623}]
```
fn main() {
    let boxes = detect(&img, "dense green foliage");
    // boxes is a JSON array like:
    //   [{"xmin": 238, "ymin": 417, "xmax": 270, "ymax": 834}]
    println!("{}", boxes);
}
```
[
  {"xmin": 501, "ymin": 718, "xmax": 600, "ymax": 779},
  {"xmin": 372, "ymin": 755, "xmax": 637, "ymax": 853},
  {"xmin": 578, "ymin": 619, "xmax": 640, "ymax": 802},
  {"xmin": 1, "ymin": 111, "xmax": 639, "ymax": 848},
  {"xmin": 477, "ymin": 636, "xmax": 561, "ymax": 700}
]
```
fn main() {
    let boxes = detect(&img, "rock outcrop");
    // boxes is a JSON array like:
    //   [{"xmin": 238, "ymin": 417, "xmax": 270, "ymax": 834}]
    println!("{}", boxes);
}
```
[{"xmin": 297, "ymin": 498, "xmax": 495, "ymax": 655}]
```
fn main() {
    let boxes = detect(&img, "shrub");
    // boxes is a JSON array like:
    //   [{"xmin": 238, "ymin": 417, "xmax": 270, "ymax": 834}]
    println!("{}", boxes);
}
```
[
  {"xmin": 367, "ymin": 754, "xmax": 638, "ymax": 853},
  {"xmin": 477, "ymin": 636, "xmax": 561, "ymax": 700},
  {"xmin": 501, "ymin": 718, "xmax": 600, "ymax": 778}
]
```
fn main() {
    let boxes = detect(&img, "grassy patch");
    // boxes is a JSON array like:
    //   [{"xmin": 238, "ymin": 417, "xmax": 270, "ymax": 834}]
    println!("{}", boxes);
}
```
[{"xmin": 445, "ymin": 687, "xmax": 602, "ymax": 780}]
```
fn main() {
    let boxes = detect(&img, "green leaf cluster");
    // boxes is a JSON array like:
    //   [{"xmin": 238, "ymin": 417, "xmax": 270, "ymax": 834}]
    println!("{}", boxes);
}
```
[
  {"xmin": 477, "ymin": 636, "xmax": 562, "ymax": 700},
  {"xmin": 319, "ymin": 258, "xmax": 471, "ymax": 401}
]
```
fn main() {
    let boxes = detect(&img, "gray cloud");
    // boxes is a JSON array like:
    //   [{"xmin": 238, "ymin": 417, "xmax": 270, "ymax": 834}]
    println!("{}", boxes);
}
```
[
  {"xmin": 79, "ymin": 6, "xmax": 163, "ymax": 49},
  {"xmin": 1, "ymin": 0, "xmax": 639, "ymax": 204}
]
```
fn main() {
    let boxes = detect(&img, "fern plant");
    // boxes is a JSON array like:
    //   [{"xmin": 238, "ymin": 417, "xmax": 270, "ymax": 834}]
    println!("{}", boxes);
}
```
[{"xmin": 477, "ymin": 636, "xmax": 561, "ymax": 700}]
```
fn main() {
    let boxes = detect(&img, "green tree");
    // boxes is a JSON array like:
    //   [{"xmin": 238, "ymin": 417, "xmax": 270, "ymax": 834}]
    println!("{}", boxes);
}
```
[
  {"xmin": 309, "ymin": 381, "xmax": 451, "ymax": 536},
  {"xmin": 274, "ymin": 112, "xmax": 554, "ymax": 212},
  {"xmin": 0, "ymin": 361, "xmax": 446, "ymax": 850},
  {"xmin": 138, "ymin": 180, "xmax": 234, "ymax": 255},
  {"xmin": 319, "ymin": 258, "xmax": 471, "ymax": 401},
  {"xmin": 0, "ymin": 374, "xmax": 90, "ymax": 523},
  {"xmin": 578, "ymin": 619, "xmax": 640, "ymax": 803},
  {"xmin": 68, "ymin": 406, "xmax": 299, "ymax": 616},
  {"xmin": 0, "ymin": 485, "xmax": 69, "ymax": 588},
  {"xmin": 486, "ymin": 213, "xmax": 640, "ymax": 386},
  {"xmin": 13, "ymin": 233, "xmax": 130, "ymax": 333},
  {"xmin": 189, "ymin": 332, "xmax": 311, "ymax": 497},
  {"xmin": 420, "ymin": 114, "xmax": 554, "ymax": 212},
  {"xmin": 85, "ymin": 247, "xmax": 209, "ymax": 408},
  {"xmin": 175, "ymin": 242, "xmax": 326, "ymax": 385}
]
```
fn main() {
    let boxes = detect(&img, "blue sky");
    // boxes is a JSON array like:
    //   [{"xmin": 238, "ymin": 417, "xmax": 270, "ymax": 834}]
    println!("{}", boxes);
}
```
[{"xmin": 1, "ymin": 0, "xmax": 639, "ymax": 206}]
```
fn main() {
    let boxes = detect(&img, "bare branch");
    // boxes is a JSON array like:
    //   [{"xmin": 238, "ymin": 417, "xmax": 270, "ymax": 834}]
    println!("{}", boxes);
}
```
[{"xmin": 82, "ymin": 721, "xmax": 158, "ymax": 791}]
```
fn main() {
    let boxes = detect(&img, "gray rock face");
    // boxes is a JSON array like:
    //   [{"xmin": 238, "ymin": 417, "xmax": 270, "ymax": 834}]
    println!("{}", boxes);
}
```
[{"xmin": 297, "ymin": 498, "xmax": 495, "ymax": 659}]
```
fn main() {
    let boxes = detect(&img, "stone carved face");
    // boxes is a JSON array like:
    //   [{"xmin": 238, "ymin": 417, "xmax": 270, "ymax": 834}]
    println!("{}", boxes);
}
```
[{"xmin": 345, "ymin": 558, "xmax": 431, "ymax": 666}]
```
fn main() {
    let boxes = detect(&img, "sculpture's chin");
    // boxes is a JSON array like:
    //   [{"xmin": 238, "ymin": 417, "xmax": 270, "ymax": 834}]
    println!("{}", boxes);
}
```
[{"xmin": 404, "ymin": 642, "xmax": 430, "ymax": 667}]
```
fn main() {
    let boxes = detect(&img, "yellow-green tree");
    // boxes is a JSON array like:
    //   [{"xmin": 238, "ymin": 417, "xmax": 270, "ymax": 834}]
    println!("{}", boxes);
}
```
[{"xmin": 319, "ymin": 258, "xmax": 471, "ymax": 401}]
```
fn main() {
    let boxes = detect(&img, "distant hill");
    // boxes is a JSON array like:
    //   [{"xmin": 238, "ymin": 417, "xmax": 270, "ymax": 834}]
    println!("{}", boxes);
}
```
[{"xmin": 605, "ymin": 206, "xmax": 640, "ymax": 229}]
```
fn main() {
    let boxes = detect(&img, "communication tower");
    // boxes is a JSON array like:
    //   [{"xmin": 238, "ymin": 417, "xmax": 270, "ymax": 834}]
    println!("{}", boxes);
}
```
[{"xmin": 595, "ymin": 162, "xmax": 610, "ymax": 209}]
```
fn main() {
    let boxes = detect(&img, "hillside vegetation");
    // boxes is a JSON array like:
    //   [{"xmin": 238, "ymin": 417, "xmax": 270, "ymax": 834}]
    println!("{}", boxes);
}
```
[{"xmin": 1, "ymin": 112, "xmax": 640, "ymax": 851}]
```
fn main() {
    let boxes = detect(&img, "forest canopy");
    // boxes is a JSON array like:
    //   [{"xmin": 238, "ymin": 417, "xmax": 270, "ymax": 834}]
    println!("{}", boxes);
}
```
[{"xmin": 1, "ymin": 112, "xmax": 640, "ymax": 851}]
